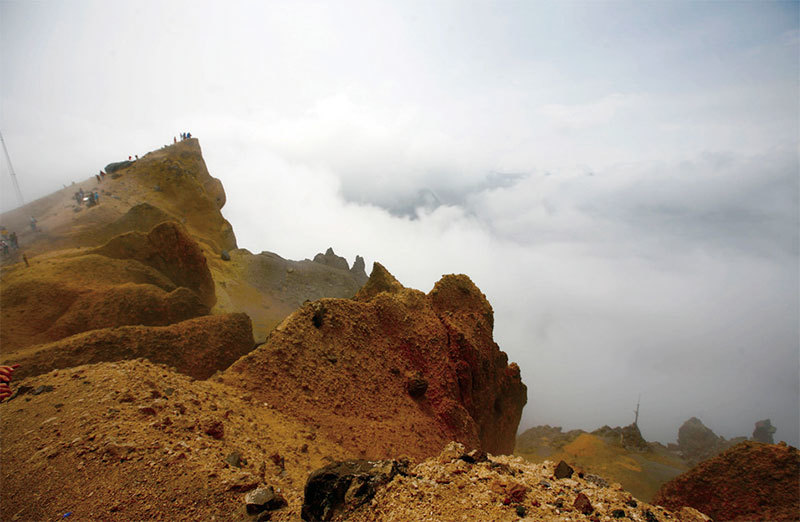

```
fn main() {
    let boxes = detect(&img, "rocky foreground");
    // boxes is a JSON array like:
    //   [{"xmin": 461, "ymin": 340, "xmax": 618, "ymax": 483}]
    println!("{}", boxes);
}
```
[
  {"xmin": 339, "ymin": 443, "xmax": 710, "ymax": 522},
  {"xmin": 0, "ymin": 360, "xmax": 708, "ymax": 521}
]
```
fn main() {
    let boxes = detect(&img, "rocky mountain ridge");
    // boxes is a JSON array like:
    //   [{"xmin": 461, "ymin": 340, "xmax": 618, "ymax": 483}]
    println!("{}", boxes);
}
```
[{"xmin": 1, "ymin": 138, "xmax": 532, "ymax": 521}]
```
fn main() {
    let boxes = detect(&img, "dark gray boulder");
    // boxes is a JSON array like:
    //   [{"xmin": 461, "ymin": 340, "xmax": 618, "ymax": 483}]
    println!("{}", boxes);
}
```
[
  {"xmin": 105, "ymin": 160, "xmax": 133, "ymax": 173},
  {"xmin": 301, "ymin": 459, "xmax": 408, "ymax": 521}
]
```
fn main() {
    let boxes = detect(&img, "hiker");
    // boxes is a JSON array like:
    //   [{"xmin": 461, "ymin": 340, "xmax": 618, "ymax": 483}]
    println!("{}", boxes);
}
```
[
  {"xmin": 29, "ymin": 216, "xmax": 37, "ymax": 231},
  {"xmin": 94, "ymin": 191, "xmax": 100, "ymax": 204},
  {"xmin": 1, "ymin": 240, "xmax": 8, "ymax": 256},
  {"xmin": 186, "ymin": 132, "xmax": 192, "ymax": 139},
  {"xmin": 174, "ymin": 136, "xmax": 177, "ymax": 144},
  {"xmin": 0, "ymin": 364, "xmax": 21, "ymax": 401},
  {"xmin": 9, "ymin": 232, "xmax": 18, "ymax": 249},
  {"xmin": 135, "ymin": 154, "xmax": 139, "ymax": 160},
  {"xmin": 96, "ymin": 174, "xmax": 101, "ymax": 182}
]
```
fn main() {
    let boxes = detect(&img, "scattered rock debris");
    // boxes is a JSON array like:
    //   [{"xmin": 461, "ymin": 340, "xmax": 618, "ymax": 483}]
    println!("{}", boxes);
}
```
[{"xmin": 341, "ymin": 442, "xmax": 711, "ymax": 522}]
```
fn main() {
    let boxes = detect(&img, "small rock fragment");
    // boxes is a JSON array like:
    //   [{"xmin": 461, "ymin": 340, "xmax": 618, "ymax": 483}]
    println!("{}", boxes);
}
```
[
  {"xmin": 269, "ymin": 452, "xmax": 284, "ymax": 470},
  {"xmin": 32, "ymin": 385, "xmax": 54, "ymax": 395},
  {"xmin": 506, "ymin": 482, "xmax": 528, "ymax": 503},
  {"xmin": 585, "ymin": 474, "xmax": 609, "ymax": 488},
  {"xmin": 138, "ymin": 406, "xmax": 157, "ymax": 416},
  {"xmin": 245, "ymin": 486, "xmax": 287, "ymax": 514},
  {"xmin": 612, "ymin": 509, "xmax": 626, "ymax": 518},
  {"xmin": 224, "ymin": 451, "xmax": 245, "ymax": 468},
  {"xmin": 204, "ymin": 420, "xmax": 224, "ymax": 439},
  {"xmin": 554, "ymin": 460, "xmax": 574, "ymax": 479},
  {"xmin": 226, "ymin": 472, "xmax": 260, "ymax": 492},
  {"xmin": 406, "ymin": 376, "xmax": 428, "ymax": 398},
  {"xmin": 515, "ymin": 504, "xmax": 526, "ymax": 517},
  {"xmin": 644, "ymin": 509, "xmax": 659, "ymax": 522},
  {"xmin": 573, "ymin": 492, "xmax": 593, "ymax": 515},
  {"xmin": 459, "ymin": 449, "xmax": 488, "ymax": 464}
]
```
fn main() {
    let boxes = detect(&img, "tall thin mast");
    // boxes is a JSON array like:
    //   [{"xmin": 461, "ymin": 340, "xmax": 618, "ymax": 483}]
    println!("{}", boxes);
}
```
[
  {"xmin": 633, "ymin": 393, "xmax": 641, "ymax": 427},
  {"xmin": 0, "ymin": 130, "xmax": 25, "ymax": 206}
]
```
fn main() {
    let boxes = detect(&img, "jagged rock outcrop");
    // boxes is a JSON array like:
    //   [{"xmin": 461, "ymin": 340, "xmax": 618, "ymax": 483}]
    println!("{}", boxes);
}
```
[
  {"xmin": 91, "ymin": 221, "xmax": 215, "ymax": 307},
  {"xmin": 351, "ymin": 255, "xmax": 367, "ymax": 281},
  {"xmin": 752, "ymin": 418, "xmax": 776, "ymax": 443},
  {"xmin": 592, "ymin": 423, "xmax": 649, "ymax": 451},
  {"xmin": 222, "ymin": 263, "xmax": 526, "ymax": 459},
  {"xmin": 313, "ymin": 247, "xmax": 350, "ymax": 271},
  {"xmin": 6, "ymin": 313, "xmax": 254, "ymax": 381},
  {"xmin": 654, "ymin": 441, "xmax": 800, "ymax": 521},
  {"xmin": 215, "ymin": 248, "xmax": 372, "ymax": 340},
  {"xmin": 677, "ymin": 417, "xmax": 730, "ymax": 465}
]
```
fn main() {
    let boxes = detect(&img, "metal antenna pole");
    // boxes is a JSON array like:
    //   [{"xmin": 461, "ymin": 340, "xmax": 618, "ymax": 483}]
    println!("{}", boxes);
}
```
[
  {"xmin": 0, "ymin": 130, "xmax": 25, "ymax": 206},
  {"xmin": 633, "ymin": 393, "xmax": 641, "ymax": 426}
]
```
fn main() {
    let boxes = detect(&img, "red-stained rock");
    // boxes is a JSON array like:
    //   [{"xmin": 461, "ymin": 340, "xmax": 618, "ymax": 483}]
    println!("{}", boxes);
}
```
[
  {"xmin": 574, "ymin": 492, "xmax": 593, "ymax": 514},
  {"xmin": 653, "ymin": 441, "xmax": 800, "ymax": 521},
  {"xmin": 223, "ymin": 263, "xmax": 527, "ymax": 459}
]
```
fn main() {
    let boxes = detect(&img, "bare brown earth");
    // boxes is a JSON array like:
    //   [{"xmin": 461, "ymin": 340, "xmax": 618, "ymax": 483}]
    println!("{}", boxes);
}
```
[
  {"xmin": 0, "ymin": 360, "xmax": 346, "ymax": 521},
  {"xmin": 653, "ymin": 441, "xmax": 800, "ymax": 521},
  {"xmin": 221, "ymin": 263, "xmax": 527, "ymax": 461}
]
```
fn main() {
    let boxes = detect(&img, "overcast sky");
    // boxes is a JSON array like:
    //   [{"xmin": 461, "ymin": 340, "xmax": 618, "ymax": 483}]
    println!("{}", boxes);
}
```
[{"xmin": 2, "ymin": 0, "xmax": 798, "ymax": 446}]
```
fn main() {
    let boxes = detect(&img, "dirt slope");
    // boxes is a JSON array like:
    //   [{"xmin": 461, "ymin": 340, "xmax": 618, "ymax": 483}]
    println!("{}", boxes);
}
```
[{"xmin": 0, "ymin": 359, "xmax": 347, "ymax": 521}]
